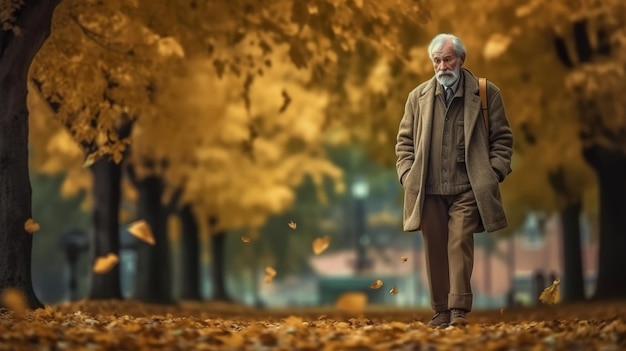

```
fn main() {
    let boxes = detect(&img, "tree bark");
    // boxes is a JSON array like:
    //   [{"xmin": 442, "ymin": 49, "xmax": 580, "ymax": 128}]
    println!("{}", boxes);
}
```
[
  {"xmin": 179, "ymin": 205, "xmax": 202, "ymax": 300},
  {"xmin": 133, "ymin": 176, "xmax": 173, "ymax": 304},
  {"xmin": 209, "ymin": 218, "xmax": 232, "ymax": 301},
  {"xmin": 88, "ymin": 158, "xmax": 124, "ymax": 299},
  {"xmin": 583, "ymin": 144, "xmax": 626, "ymax": 299},
  {"xmin": 560, "ymin": 202, "xmax": 586, "ymax": 302},
  {"xmin": 0, "ymin": 0, "xmax": 60, "ymax": 309},
  {"xmin": 547, "ymin": 167, "xmax": 586, "ymax": 302}
]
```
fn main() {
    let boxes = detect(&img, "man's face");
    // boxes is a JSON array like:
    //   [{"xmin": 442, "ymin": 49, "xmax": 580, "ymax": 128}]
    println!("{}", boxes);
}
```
[{"xmin": 431, "ymin": 41, "xmax": 465, "ymax": 87}]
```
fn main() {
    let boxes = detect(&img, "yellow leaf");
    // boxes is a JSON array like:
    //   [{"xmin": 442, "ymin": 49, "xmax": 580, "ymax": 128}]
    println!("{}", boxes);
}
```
[
  {"xmin": 93, "ymin": 253, "xmax": 119, "ymax": 274},
  {"xmin": 370, "ymin": 279, "xmax": 383, "ymax": 289},
  {"xmin": 335, "ymin": 292, "xmax": 367, "ymax": 314},
  {"xmin": 83, "ymin": 153, "xmax": 98, "ymax": 168},
  {"xmin": 128, "ymin": 220, "xmax": 155, "ymax": 245},
  {"xmin": 241, "ymin": 236, "xmax": 252, "ymax": 243},
  {"xmin": 1, "ymin": 288, "xmax": 27, "ymax": 318},
  {"xmin": 312, "ymin": 235, "xmax": 330, "ymax": 255},
  {"xmin": 265, "ymin": 266, "xmax": 277, "ymax": 277},
  {"xmin": 307, "ymin": 3, "xmax": 318, "ymax": 14},
  {"xmin": 389, "ymin": 285, "xmax": 399, "ymax": 295},
  {"xmin": 288, "ymin": 221, "xmax": 297, "ymax": 230},
  {"xmin": 400, "ymin": 256, "xmax": 408, "ymax": 263},
  {"xmin": 24, "ymin": 218, "xmax": 40, "ymax": 234},
  {"xmin": 539, "ymin": 278, "xmax": 560, "ymax": 304},
  {"xmin": 264, "ymin": 266, "xmax": 277, "ymax": 283}
]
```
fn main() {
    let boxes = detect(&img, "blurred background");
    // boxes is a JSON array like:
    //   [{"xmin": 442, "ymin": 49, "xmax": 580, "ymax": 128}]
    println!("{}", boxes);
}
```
[{"xmin": 24, "ymin": 0, "xmax": 626, "ymax": 310}]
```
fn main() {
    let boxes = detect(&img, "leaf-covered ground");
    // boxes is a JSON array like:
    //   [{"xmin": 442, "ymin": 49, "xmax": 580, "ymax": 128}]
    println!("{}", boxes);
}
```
[{"xmin": 1, "ymin": 299, "xmax": 626, "ymax": 350}]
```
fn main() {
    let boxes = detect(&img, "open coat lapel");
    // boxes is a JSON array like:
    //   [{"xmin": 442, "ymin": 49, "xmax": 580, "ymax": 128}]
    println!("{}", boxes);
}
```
[{"xmin": 462, "ymin": 71, "xmax": 482, "ymax": 150}]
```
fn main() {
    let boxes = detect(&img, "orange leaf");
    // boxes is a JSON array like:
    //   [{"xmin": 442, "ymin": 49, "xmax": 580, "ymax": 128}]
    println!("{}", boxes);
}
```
[
  {"xmin": 312, "ymin": 236, "xmax": 330, "ymax": 255},
  {"xmin": 370, "ymin": 279, "xmax": 383, "ymax": 289},
  {"xmin": 24, "ymin": 218, "xmax": 40, "ymax": 234},
  {"xmin": 241, "ymin": 236, "xmax": 252, "ymax": 243},
  {"xmin": 335, "ymin": 292, "xmax": 367, "ymax": 314},
  {"xmin": 288, "ymin": 221, "xmax": 297, "ymax": 230},
  {"xmin": 389, "ymin": 285, "xmax": 399, "ymax": 295},
  {"xmin": 400, "ymin": 256, "xmax": 408, "ymax": 263},
  {"xmin": 128, "ymin": 220, "xmax": 155, "ymax": 245},
  {"xmin": 93, "ymin": 253, "xmax": 119, "ymax": 274},
  {"xmin": 264, "ymin": 266, "xmax": 277, "ymax": 284}
]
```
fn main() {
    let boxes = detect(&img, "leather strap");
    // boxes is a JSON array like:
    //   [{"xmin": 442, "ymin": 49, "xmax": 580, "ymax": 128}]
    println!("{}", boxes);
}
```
[{"xmin": 479, "ymin": 77, "xmax": 489, "ymax": 136}]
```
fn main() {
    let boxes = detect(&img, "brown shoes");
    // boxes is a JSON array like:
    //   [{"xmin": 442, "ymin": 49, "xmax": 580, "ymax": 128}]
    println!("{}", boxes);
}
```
[
  {"xmin": 450, "ymin": 309, "xmax": 468, "ymax": 326},
  {"xmin": 427, "ymin": 311, "xmax": 450, "ymax": 327},
  {"xmin": 427, "ymin": 309, "xmax": 468, "ymax": 328}
]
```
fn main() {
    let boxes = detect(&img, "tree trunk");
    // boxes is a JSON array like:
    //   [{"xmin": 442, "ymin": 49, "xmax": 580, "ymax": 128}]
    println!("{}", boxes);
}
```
[
  {"xmin": 0, "ymin": 0, "xmax": 60, "ymax": 309},
  {"xmin": 209, "ymin": 218, "xmax": 232, "ymax": 301},
  {"xmin": 179, "ymin": 205, "xmax": 202, "ymax": 300},
  {"xmin": 560, "ymin": 202, "xmax": 586, "ymax": 302},
  {"xmin": 583, "ymin": 145, "xmax": 626, "ymax": 299},
  {"xmin": 548, "ymin": 167, "xmax": 586, "ymax": 302},
  {"xmin": 88, "ymin": 158, "xmax": 124, "ymax": 299},
  {"xmin": 134, "ymin": 176, "xmax": 173, "ymax": 304}
]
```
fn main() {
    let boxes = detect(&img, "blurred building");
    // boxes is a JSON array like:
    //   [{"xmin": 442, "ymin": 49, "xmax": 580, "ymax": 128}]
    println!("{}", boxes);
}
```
[{"xmin": 257, "ymin": 211, "xmax": 598, "ymax": 310}]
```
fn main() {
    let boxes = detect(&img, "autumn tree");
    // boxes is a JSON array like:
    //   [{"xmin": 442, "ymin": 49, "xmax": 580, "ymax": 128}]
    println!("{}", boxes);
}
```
[
  {"xmin": 140, "ymin": 57, "xmax": 345, "ymax": 302},
  {"xmin": 0, "ymin": 0, "xmax": 61, "ymax": 309},
  {"xmin": 27, "ymin": 0, "xmax": 426, "ymax": 303},
  {"xmin": 495, "ymin": 0, "xmax": 626, "ymax": 300}
]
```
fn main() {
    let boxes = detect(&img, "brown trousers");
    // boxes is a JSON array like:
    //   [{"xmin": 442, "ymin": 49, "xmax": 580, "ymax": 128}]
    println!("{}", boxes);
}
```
[{"xmin": 421, "ymin": 190, "xmax": 480, "ymax": 312}]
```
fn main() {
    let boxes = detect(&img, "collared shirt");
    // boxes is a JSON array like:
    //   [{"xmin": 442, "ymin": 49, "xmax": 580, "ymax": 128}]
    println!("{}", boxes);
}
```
[{"xmin": 441, "ymin": 76, "xmax": 460, "ymax": 95}]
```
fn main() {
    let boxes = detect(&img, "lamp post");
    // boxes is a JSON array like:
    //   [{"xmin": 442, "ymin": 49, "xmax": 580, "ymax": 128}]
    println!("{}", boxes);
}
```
[{"xmin": 351, "ymin": 178, "xmax": 370, "ymax": 274}]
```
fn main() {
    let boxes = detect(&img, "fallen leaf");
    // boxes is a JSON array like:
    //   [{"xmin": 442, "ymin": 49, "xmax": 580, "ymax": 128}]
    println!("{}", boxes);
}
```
[
  {"xmin": 93, "ymin": 253, "xmax": 119, "ymax": 274},
  {"xmin": 24, "ymin": 218, "xmax": 40, "ymax": 234},
  {"xmin": 389, "ymin": 285, "xmax": 399, "ymax": 295},
  {"xmin": 128, "ymin": 220, "xmax": 155, "ymax": 245},
  {"xmin": 335, "ymin": 292, "xmax": 367, "ymax": 314},
  {"xmin": 1, "ymin": 288, "xmax": 27, "ymax": 318},
  {"xmin": 370, "ymin": 279, "xmax": 383, "ymax": 289},
  {"xmin": 241, "ymin": 236, "xmax": 252, "ymax": 243},
  {"xmin": 312, "ymin": 236, "xmax": 330, "ymax": 255},
  {"xmin": 400, "ymin": 256, "xmax": 408, "ymax": 263},
  {"xmin": 288, "ymin": 221, "xmax": 297, "ymax": 230},
  {"xmin": 539, "ymin": 278, "xmax": 560, "ymax": 304}
]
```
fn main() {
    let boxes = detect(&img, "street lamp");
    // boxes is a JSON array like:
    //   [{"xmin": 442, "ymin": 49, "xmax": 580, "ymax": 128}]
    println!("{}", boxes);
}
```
[{"xmin": 351, "ymin": 178, "xmax": 370, "ymax": 274}]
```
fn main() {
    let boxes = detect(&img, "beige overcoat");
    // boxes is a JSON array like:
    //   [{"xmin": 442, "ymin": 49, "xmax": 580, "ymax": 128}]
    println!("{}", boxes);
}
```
[{"xmin": 395, "ymin": 69, "xmax": 513, "ymax": 233}]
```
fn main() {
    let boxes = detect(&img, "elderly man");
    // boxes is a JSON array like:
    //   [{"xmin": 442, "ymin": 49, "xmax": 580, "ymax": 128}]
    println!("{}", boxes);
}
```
[{"xmin": 395, "ymin": 33, "xmax": 513, "ymax": 327}]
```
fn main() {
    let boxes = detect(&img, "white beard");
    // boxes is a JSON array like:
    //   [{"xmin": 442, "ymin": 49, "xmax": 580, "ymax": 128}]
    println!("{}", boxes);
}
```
[{"xmin": 436, "ymin": 66, "xmax": 461, "ymax": 87}]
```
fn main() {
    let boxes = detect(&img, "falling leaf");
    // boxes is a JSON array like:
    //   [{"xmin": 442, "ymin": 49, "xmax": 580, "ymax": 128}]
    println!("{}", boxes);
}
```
[
  {"xmin": 539, "ymin": 278, "xmax": 560, "ymax": 304},
  {"xmin": 83, "ymin": 153, "xmax": 98, "ymax": 168},
  {"xmin": 93, "ymin": 253, "xmax": 119, "ymax": 274},
  {"xmin": 335, "ymin": 292, "xmax": 367, "ymax": 314},
  {"xmin": 1, "ymin": 288, "xmax": 27, "ymax": 318},
  {"xmin": 128, "ymin": 220, "xmax": 155, "ymax": 245},
  {"xmin": 389, "ymin": 285, "xmax": 399, "ymax": 295},
  {"xmin": 400, "ymin": 256, "xmax": 408, "ymax": 263},
  {"xmin": 312, "ymin": 236, "xmax": 330, "ymax": 255},
  {"xmin": 288, "ymin": 221, "xmax": 297, "ymax": 230},
  {"xmin": 264, "ymin": 266, "xmax": 277, "ymax": 284},
  {"xmin": 24, "ymin": 218, "xmax": 40, "ymax": 234},
  {"xmin": 370, "ymin": 279, "xmax": 383, "ymax": 289},
  {"xmin": 241, "ymin": 236, "xmax": 252, "ymax": 243}
]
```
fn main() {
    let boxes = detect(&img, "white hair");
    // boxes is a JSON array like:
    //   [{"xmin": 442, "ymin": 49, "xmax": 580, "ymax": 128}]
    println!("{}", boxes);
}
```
[{"xmin": 428, "ymin": 33, "xmax": 466, "ymax": 58}]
